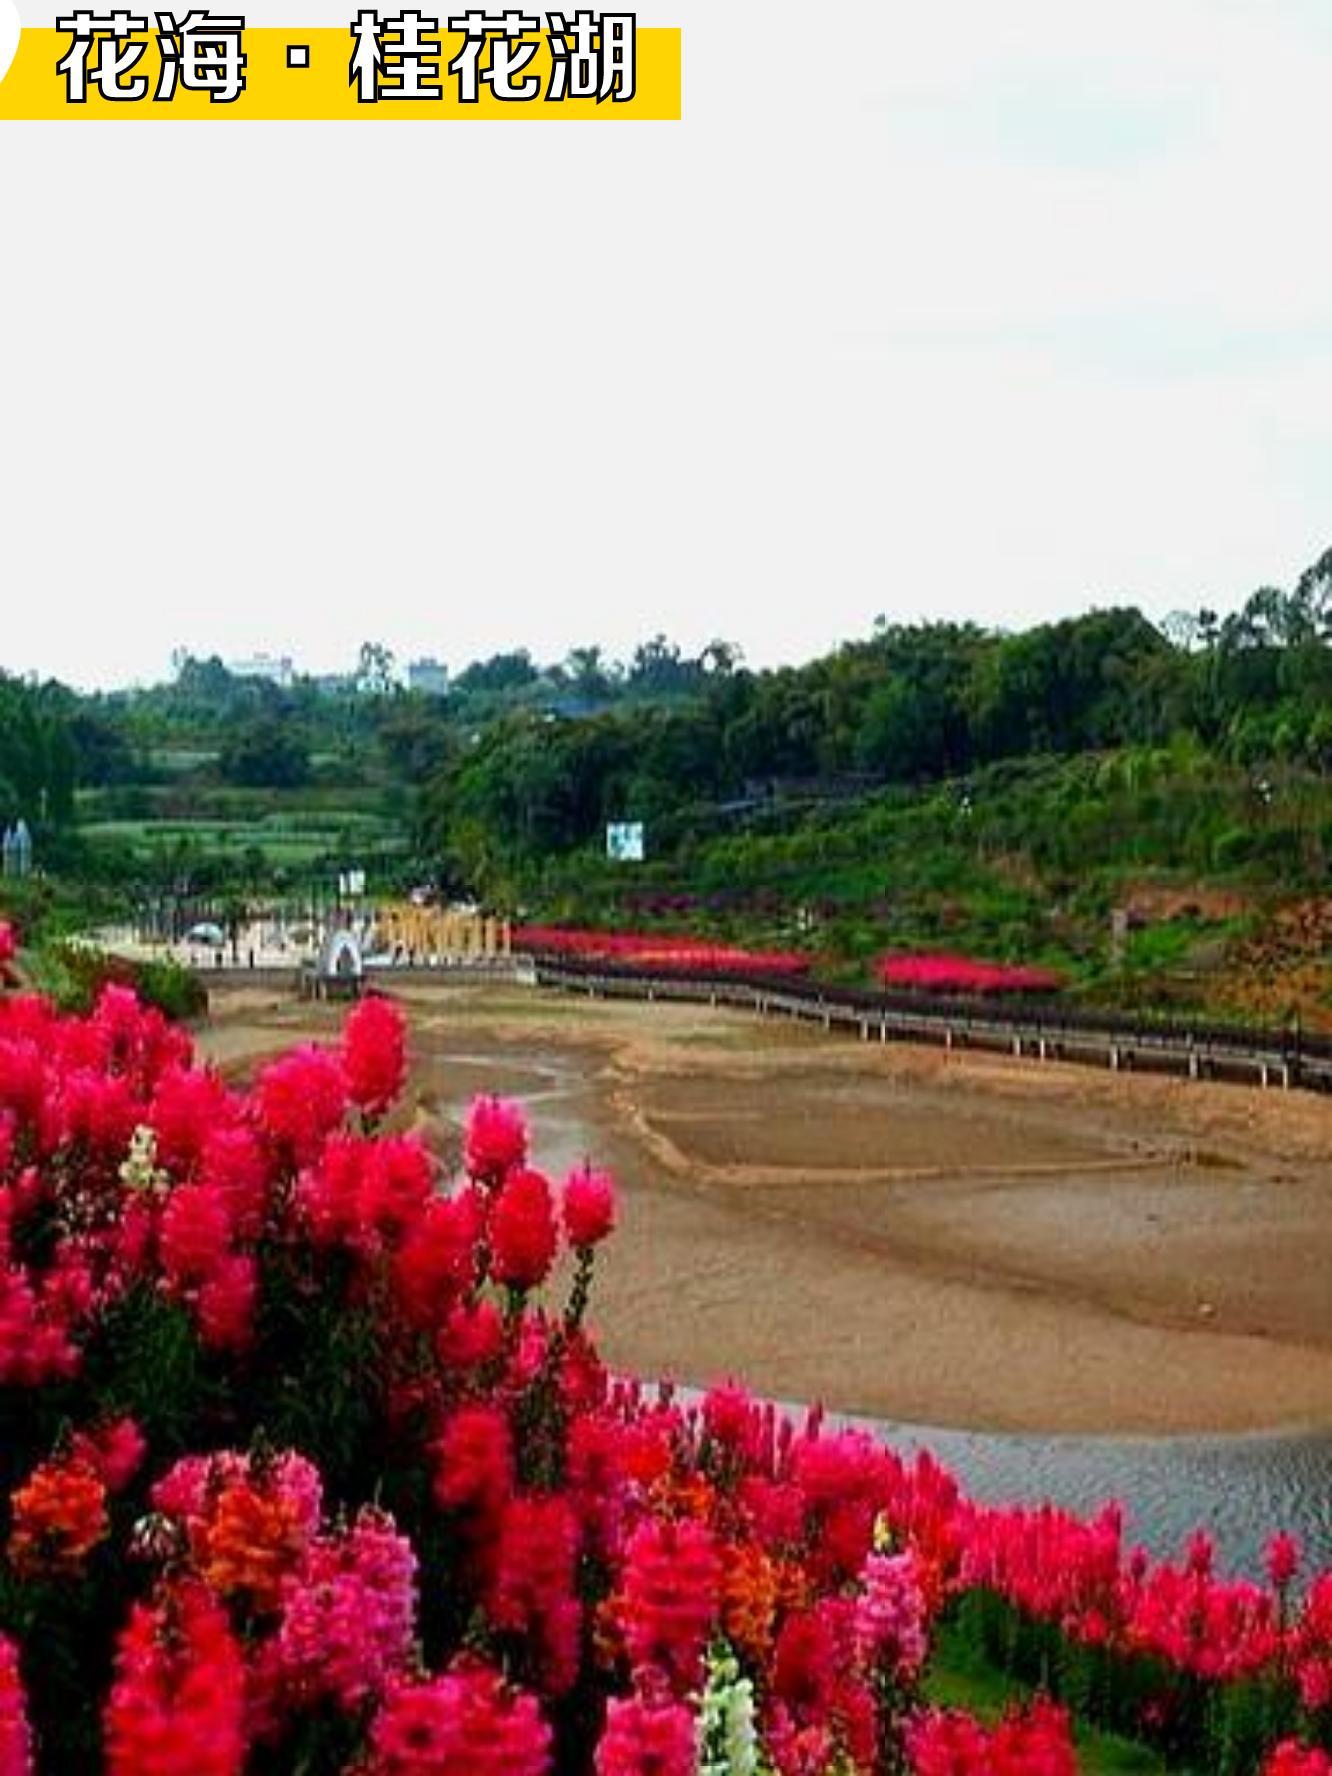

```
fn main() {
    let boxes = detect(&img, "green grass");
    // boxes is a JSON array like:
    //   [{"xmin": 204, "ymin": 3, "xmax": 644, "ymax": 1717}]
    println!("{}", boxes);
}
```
[{"xmin": 926, "ymin": 1644, "xmax": 1172, "ymax": 1774}]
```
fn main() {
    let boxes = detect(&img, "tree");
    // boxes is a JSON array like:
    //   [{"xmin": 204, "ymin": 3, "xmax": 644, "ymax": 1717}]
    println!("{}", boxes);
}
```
[{"xmin": 219, "ymin": 720, "xmax": 311, "ymax": 789}]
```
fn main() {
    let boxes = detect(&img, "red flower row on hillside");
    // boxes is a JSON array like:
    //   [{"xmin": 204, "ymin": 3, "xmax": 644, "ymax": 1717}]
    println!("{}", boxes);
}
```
[
  {"xmin": 0, "ymin": 916, "xmax": 1326, "ymax": 1774},
  {"xmin": 877, "ymin": 952, "xmax": 1065, "ymax": 996},
  {"xmin": 512, "ymin": 926, "xmax": 813, "ymax": 977}
]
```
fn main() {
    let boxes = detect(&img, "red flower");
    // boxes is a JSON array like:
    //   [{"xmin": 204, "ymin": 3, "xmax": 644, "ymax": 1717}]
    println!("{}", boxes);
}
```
[
  {"xmin": 433, "ymin": 1404, "xmax": 514, "ymax": 1520},
  {"xmin": 394, "ymin": 1192, "xmax": 481, "ymax": 1328},
  {"xmin": 0, "ymin": 1636, "xmax": 31, "ymax": 1776},
  {"xmin": 563, "ymin": 1164, "xmax": 617, "ymax": 1249},
  {"xmin": 489, "ymin": 1494, "xmax": 582, "ymax": 1695},
  {"xmin": 489, "ymin": 1168, "xmax": 559, "ymax": 1291},
  {"xmin": 464, "ymin": 1096, "xmax": 528, "ymax": 1183},
  {"xmin": 70, "ymin": 1416, "xmax": 147, "ymax": 1493},
  {"xmin": 105, "ymin": 1580, "xmax": 246, "ymax": 1776},
  {"xmin": 256, "ymin": 1045, "xmax": 348, "ymax": 1164},
  {"xmin": 342, "ymin": 995, "xmax": 408, "ymax": 1121},
  {"xmin": 160, "ymin": 1183, "xmax": 231, "ymax": 1288},
  {"xmin": 1269, "ymin": 1532, "xmax": 1301, "ymax": 1593},
  {"xmin": 619, "ymin": 1517, "xmax": 721, "ymax": 1693},
  {"xmin": 195, "ymin": 1253, "xmax": 258, "ymax": 1352},
  {"xmin": 1265, "ymin": 1745, "xmax": 1332, "ymax": 1776}
]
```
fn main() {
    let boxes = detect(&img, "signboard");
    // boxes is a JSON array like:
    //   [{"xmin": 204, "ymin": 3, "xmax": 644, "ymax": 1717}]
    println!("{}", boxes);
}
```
[{"xmin": 606, "ymin": 822, "xmax": 645, "ymax": 863}]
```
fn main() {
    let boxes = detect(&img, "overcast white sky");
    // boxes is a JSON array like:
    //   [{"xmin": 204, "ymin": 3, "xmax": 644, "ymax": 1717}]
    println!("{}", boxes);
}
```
[{"xmin": 2, "ymin": 0, "xmax": 1331, "ymax": 689}]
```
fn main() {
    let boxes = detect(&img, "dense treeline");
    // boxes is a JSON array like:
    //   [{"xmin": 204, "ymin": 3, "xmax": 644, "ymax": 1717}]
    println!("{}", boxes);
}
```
[
  {"xmin": 419, "ymin": 548, "xmax": 1332, "ymax": 893},
  {"xmin": 0, "ymin": 674, "xmax": 78, "ymax": 826},
  {"xmin": 6, "ymin": 545, "xmax": 1332, "ymax": 928}
]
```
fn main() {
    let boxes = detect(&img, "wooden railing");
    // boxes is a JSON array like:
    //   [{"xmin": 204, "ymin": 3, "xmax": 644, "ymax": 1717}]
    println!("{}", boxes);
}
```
[{"xmin": 525, "ymin": 956, "xmax": 1332, "ymax": 1095}]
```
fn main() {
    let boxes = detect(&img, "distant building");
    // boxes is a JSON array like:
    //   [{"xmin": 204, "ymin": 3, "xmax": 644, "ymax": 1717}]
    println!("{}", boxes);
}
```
[
  {"xmin": 229, "ymin": 653, "xmax": 295, "ymax": 688},
  {"xmin": 407, "ymin": 658, "xmax": 449, "ymax": 696}
]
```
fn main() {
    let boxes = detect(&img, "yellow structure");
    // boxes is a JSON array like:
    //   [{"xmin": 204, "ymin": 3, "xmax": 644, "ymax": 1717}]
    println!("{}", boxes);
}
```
[{"xmin": 375, "ymin": 904, "xmax": 511, "ymax": 962}]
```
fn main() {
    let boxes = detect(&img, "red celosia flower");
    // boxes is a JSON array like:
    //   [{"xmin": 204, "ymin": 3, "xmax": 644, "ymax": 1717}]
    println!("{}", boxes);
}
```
[
  {"xmin": 489, "ymin": 1168, "xmax": 559, "ymax": 1291},
  {"xmin": 105, "ymin": 1580, "xmax": 246, "ymax": 1776},
  {"xmin": 366, "ymin": 1661, "xmax": 551, "ymax": 1776},
  {"xmin": 295, "ymin": 1132, "xmax": 370, "ymax": 1249},
  {"xmin": 563, "ymin": 1164, "xmax": 617, "ymax": 1249},
  {"xmin": 772, "ymin": 1606, "xmax": 839, "ymax": 1718},
  {"xmin": 7, "ymin": 1453, "xmax": 108, "ymax": 1578},
  {"xmin": 464, "ymin": 1096, "xmax": 528, "ymax": 1184},
  {"xmin": 0, "ymin": 1636, "xmax": 31, "ymax": 1776},
  {"xmin": 342, "ymin": 995, "xmax": 408, "ymax": 1121}
]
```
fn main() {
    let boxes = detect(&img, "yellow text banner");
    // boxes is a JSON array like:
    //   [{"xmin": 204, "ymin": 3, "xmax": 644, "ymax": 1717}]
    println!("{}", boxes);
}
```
[{"xmin": 0, "ymin": 25, "xmax": 681, "ymax": 120}]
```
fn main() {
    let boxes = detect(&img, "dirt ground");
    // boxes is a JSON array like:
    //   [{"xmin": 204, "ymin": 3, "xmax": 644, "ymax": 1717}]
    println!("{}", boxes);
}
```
[{"xmin": 197, "ymin": 980, "xmax": 1332, "ymax": 1437}]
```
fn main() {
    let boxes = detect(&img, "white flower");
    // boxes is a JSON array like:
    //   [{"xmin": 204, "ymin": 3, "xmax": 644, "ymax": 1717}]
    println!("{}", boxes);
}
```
[
  {"xmin": 119, "ymin": 1124, "xmax": 170, "ymax": 1196},
  {"xmin": 696, "ymin": 1642, "xmax": 761, "ymax": 1776}
]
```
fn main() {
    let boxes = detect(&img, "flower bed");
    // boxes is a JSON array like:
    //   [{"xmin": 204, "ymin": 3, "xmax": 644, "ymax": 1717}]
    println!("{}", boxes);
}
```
[
  {"xmin": 513, "ymin": 927, "xmax": 814, "ymax": 978},
  {"xmin": 0, "ymin": 919, "xmax": 1327, "ymax": 1773},
  {"xmin": 876, "ymin": 953, "xmax": 1065, "ymax": 997}
]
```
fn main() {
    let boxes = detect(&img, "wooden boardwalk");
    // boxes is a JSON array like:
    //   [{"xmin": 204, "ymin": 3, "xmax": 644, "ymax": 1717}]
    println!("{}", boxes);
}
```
[{"xmin": 529, "ymin": 959, "xmax": 1332, "ymax": 1096}]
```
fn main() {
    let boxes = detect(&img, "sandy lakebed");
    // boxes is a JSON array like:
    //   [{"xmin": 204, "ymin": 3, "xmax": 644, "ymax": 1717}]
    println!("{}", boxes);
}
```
[{"xmin": 197, "ymin": 976, "xmax": 1332, "ymax": 1442}]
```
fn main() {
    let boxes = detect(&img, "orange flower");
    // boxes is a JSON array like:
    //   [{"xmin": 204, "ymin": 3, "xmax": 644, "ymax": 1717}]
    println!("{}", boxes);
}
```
[
  {"xmin": 721, "ymin": 1540, "xmax": 779, "ymax": 1663},
  {"xmin": 8, "ymin": 1456, "xmax": 108, "ymax": 1578},
  {"xmin": 650, "ymin": 1471, "xmax": 716, "ymax": 1525},
  {"xmin": 196, "ymin": 1478, "xmax": 306, "ymax": 1613},
  {"xmin": 773, "ymin": 1555, "xmax": 813, "ymax": 1618}
]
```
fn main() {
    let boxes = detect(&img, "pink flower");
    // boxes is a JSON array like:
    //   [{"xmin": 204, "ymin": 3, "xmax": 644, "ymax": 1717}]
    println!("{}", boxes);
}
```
[
  {"xmin": 563, "ymin": 1164, "xmax": 617, "ymax": 1249},
  {"xmin": 854, "ymin": 1550, "xmax": 929, "ymax": 1682},
  {"xmin": 366, "ymin": 1662, "xmax": 551, "ymax": 1776},
  {"xmin": 595, "ymin": 1691, "xmax": 697, "ymax": 1776},
  {"xmin": 272, "ymin": 1508, "xmax": 417, "ymax": 1714}
]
